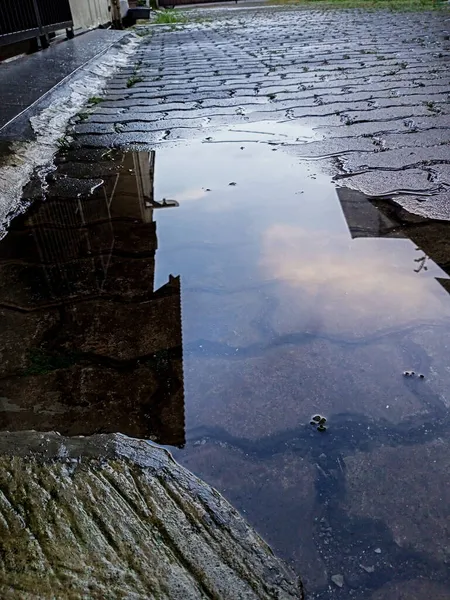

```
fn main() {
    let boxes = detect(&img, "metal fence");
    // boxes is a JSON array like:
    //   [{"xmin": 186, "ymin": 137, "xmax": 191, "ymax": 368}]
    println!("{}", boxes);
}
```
[{"xmin": 0, "ymin": 0, "xmax": 74, "ymax": 48}]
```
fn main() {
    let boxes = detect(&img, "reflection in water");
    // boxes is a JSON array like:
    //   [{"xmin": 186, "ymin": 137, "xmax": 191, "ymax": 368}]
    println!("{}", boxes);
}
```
[
  {"xmin": 0, "ymin": 150, "xmax": 185, "ymax": 447},
  {"xmin": 260, "ymin": 223, "xmax": 450, "ymax": 338},
  {"xmin": 148, "ymin": 135, "xmax": 450, "ymax": 598},
  {"xmin": 337, "ymin": 186, "xmax": 450, "ymax": 294},
  {"xmin": 257, "ymin": 186, "xmax": 450, "ymax": 341},
  {"xmin": 1, "ymin": 131, "xmax": 450, "ymax": 599}
]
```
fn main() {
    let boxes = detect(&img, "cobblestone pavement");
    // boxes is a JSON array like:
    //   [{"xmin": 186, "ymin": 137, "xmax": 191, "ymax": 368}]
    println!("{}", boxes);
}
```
[
  {"xmin": 7, "ymin": 6, "xmax": 450, "ymax": 600},
  {"xmin": 73, "ymin": 5, "xmax": 450, "ymax": 219}
]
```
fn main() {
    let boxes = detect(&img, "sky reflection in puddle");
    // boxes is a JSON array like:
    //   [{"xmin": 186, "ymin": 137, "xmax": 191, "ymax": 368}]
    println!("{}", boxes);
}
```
[{"xmin": 154, "ymin": 131, "xmax": 450, "ymax": 596}]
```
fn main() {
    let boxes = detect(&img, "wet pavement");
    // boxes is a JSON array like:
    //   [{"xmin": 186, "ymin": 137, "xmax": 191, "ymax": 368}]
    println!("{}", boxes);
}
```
[
  {"xmin": 1, "ymin": 5, "xmax": 450, "ymax": 600},
  {"xmin": 71, "ymin": 5, "xmax": 450, "ymax": 219},
  {"xmin": 0, "ymin": 29, "xmax": 129, "ymax": 137}
]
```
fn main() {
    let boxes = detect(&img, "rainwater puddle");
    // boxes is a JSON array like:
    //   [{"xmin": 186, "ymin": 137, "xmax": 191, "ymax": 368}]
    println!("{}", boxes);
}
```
[
  {"xmin": 155, "ymin": 136, "xmax": 450, "ymax": 598},
  {"xmin": 1, "ymin": 128, "xmax": 450, "ymax": 599},
  {"xmin": 202, "ymin": 119, "xmax": 323, "ymax": 145}
]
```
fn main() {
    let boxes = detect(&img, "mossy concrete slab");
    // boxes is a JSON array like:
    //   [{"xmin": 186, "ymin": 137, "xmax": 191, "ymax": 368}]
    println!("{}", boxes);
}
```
[{"xmin": 0, "ymin": 431, "xmax": 303, "ymax": 599}]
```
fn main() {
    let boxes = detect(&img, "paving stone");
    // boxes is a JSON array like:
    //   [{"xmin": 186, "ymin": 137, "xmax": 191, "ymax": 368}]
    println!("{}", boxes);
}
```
[{"xmin": 73, "ymin": 6, "xmax": 449, "ymax": 218}]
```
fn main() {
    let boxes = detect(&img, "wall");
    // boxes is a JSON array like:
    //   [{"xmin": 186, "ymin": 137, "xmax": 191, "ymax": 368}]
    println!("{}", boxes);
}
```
[{"xmin": 69, "ymin": 0, "xmax": 112, "ymax": 31}]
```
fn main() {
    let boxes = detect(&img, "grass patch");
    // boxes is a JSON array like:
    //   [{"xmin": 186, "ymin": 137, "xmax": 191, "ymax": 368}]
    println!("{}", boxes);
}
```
[
  {"xmin": 127, "ymin": 60, "xmax": 145, "ymax": 88},
  {"xmin": 88, "ymin": 96, "xmax": 104, "ymax": 105},
  {"xmin": 56, "ymin": 136, "xmax": 71, "ymax": 150},
  {"xmin": 127, "ymin": 75, "xmax": 145, "ymax": 88},
  {"xmin": 152, "ymin": 10, "xmax": 188, "ymax": 24},
  {"xmin": 269, "ymin": 0, "xmax": 448, "ymax": 10}
]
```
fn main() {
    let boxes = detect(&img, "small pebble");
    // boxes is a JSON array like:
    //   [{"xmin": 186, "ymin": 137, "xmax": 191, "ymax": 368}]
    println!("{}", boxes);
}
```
[
  {"xmin": 374, "ymin": 548, "xmax": 382, "ymax": 554},
  {"xmin": 360, "ymin": 564, "xmax": 375, "ymax": 573},
  {"xmin": 331, "ymin": 574, "xmax": 344, "ymax": 588}
]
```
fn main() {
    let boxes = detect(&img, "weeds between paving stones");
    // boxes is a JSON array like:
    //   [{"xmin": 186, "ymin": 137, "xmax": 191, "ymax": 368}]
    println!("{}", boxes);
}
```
[
  {"xmin": 56, "ymin": 136, "xmax": 71, "ymax": 150},
  {"xmin": 127, "ymin": 61, "xmax": 145, "ymax": 88},
  {"xmin": 87, "ymin": 96, "xmax": 104, "ymax": 105},
  {"xmin": 152, "ymin": 11, "xmax": 188, "ymax": 25},
  {"xmin": 127, "ymin": 74, "xmax": 144, "ymax": 88}
]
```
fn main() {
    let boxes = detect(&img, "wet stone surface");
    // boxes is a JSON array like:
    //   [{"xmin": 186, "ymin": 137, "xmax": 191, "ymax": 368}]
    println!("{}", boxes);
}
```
[
  {"xmin": 71, "ymin": 6, "xmax": 450, "ymax": 220},
  {"xmin": 0, "ymin": 432, "xmax": 302, "ymax": 600},
  {"xmin": 2, "ymin": 5, "xmax": 450, "ymax": 600}
]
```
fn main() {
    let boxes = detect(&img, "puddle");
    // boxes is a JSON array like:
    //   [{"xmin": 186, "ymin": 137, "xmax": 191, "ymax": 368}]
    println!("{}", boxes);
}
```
[
  {"xmin": 0, "ymin": 150, "xmax": 184, "ymax": 446},
  {"xmin": 1, "ymin": 127, "xmax": 450, "ymax": 598},
  {"xmin": 202, "ymin": 120, "xmax": 323, "ymax": 145}
]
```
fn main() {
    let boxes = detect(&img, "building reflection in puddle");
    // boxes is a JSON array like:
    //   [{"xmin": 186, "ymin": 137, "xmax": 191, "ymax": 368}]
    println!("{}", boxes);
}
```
[
  {"xmin": 0, "ymin": 150, "xmax": 185, "ymax": 447},
  {"xmin": 337, "ymin": 187, "xmax": 450, "ymax": 293}
]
